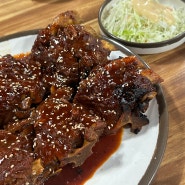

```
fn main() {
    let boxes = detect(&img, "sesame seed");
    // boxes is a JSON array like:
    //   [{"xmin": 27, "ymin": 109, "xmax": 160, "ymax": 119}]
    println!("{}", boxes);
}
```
[
  {"xmin": 9, "ymin": 154, "xmax": 13, "ymax": 158},
  {"xmin": 57, "ymin": 131, "xmax": 61, "ymax": 134},
  {"xmin": 5, "ymin": 173, "xmax": 8, "ymax": 177}
]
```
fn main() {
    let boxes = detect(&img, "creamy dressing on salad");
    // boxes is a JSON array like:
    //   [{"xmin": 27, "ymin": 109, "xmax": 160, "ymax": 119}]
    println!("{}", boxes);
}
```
[{"xmin": 132, "ymin": 0, "xmax": 175, "ymax": 25}]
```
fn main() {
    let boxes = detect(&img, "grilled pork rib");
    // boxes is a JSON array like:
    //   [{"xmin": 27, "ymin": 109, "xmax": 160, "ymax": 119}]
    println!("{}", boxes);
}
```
[
  {"xmin": 74, "ymin": 56, "xmax": 162, "ymax": 134},
  {"xmin": 0, "ymin": 54, "xmax": 45, "ymax": 127},
  {"xmin": 0, "ymin": 11, "xmax": 163, "ymax": 185}
]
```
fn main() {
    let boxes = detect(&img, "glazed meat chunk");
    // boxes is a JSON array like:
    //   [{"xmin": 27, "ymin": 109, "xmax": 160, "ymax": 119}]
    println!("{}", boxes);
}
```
[
  {"xmin": 0, "ymin": 54, "xmax": 45, "ymax": 127},
  {"xmin": 0, "ymin": 130, "xmax": 34, "ymax": 185},
  {"xmin": 32, "ymin": 87, "xmax": 106, "ymax": 183},
  {"xmin": 30, "ymin": 11, "xmax": 111, "ymax": 89},
  {"xmin": 74, "ymin": 56, "xmax": 163, "ymax": 134}
]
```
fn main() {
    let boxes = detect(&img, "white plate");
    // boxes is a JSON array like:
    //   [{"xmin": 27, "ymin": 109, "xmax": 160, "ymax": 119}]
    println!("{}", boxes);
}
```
[{"xmin": 0, "ymin": 31, "xmax": 168, "ymax": 185}]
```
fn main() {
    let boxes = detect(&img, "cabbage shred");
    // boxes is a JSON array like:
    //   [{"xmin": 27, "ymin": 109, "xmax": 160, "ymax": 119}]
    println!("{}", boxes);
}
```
[{"xmin": 101, "ymin": 0, "xmax": 185, "ymax": 43}]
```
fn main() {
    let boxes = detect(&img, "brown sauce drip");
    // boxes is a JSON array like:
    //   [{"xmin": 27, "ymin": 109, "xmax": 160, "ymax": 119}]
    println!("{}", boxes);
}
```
[{"xmin": 45, "ymin": 128, "xmax": 123, "ymax": 185}]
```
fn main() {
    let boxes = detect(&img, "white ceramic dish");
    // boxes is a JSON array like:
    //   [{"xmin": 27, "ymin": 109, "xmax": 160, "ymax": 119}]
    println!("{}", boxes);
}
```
[
  {"xmin": 0, "ymin": 31, "xmax": 168, "ymax": 185},
  {"xmin": 98, "ymin": 0, "xmax": 185, "ymax": 54}
]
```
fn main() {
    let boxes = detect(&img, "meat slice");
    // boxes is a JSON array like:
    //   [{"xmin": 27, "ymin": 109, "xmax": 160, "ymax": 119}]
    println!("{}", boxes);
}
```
[
  {"xmin": 30, "ymin": 11, "xmax": 112, "ymax": 89},
  {"xmin": 0, "ymin": 54, "xmax": 45, "ymax": 127},
  {"xmin": 0, "ymin": 130, "xmax": 34, "ymax": 185},
  {"xmin": 74, "ymin": 56, "xmax": 163, "ymax": 134},
  {"xmin": 52, "ymin": 10, "xmax": 82, "ymax": 27},
  {"xmin": 32, "ymin": 87, "xmax": 106, "ymax": 183}
]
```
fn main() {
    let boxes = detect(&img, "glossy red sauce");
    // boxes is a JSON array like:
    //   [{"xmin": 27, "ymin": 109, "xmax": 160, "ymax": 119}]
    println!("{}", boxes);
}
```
[
  {"xmin": 14, "ymin": 52, "xmax": 30, "ymax": 59},
  {"xmin": 45, "ymin": 128, "xmax": 123, "ymax": 185}
]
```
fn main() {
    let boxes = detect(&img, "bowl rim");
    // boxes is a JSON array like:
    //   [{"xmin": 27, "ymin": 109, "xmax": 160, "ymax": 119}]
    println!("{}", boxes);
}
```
[{"xmin": 98, "ymin": 0, "xmax": 185, "ymax": 48}]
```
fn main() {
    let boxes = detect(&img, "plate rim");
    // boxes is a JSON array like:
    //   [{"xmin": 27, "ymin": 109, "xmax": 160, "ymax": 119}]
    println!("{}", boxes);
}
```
[
  {"xmin": 0, "ymin": 30, "xmax": 169, "ymax": 185},
  {"xmin": 102, "ymin": 36, "xmax": 169, "ymax": 185}
]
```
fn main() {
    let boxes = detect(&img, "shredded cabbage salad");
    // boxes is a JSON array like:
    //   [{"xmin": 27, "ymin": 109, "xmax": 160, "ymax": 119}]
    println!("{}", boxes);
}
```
[{"xmin": 101, "ymin": 0, "xmax": 185, "ymax": 43}]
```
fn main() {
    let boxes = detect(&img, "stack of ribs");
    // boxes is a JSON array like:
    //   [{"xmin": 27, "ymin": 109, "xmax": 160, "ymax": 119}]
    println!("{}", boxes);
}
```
[{"xmin": 0, "ymin": 11, "xmax": 163, "ymax": 185}]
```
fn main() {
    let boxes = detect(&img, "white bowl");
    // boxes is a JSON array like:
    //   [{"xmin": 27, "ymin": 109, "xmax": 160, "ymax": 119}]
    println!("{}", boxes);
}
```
[{"xmin": 98, "ymin": 0, "xmax": 185, "ymax": 54}]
